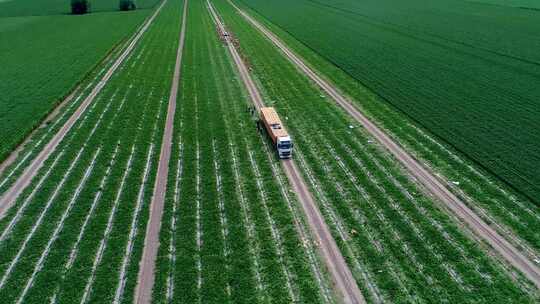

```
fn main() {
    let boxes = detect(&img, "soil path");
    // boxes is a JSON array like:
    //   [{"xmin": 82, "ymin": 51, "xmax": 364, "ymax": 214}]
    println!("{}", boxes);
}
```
[
  {"xmin": 0, "ymin": 0, "xmax": 169, "ymax": 219},
  {"xmin": 228, "ymin": 0, "xmax": 540, "ymax": 289},
  {"xmin": 208, "ymin": 2, "xmax": 366, "ymax": 303},
  {"xmin": 134, "ymin": 0, "xmax": 188, "ymax": 303}
]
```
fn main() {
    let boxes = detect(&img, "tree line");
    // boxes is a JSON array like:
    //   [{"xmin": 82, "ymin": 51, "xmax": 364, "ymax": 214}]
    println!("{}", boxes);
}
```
[{"xmin": 71, "ymin": 0, "xmax": 137, "ymax": 14}]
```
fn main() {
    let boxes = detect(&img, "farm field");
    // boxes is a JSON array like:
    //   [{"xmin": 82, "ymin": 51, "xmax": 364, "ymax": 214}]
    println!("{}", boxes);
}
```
[
  {"xmin": 1, "ymin": 0, "xmax": 540, "ymax": 303},
  {"xmin": 237, "ymin": 0, "xmax": 540, "ymax": 207},
  {"xmin": 0, "ymin": 0, "xmax": 184, "ymax": 302},
  {"xmin": 0, "ymin": 36, "xmax": 134, "ymax": 200},
  {"xmin": 472, "ymin": 0, "xmax": 540, "ymax": 9},
  {"xmin": 211, "ymin": 0, "xmax": 538, "ymax": 302},
  {"xmin": 152, "ymin": 0, "xmax": 333, "ymax": 302},
  {"xmin": 0, "ymin": 5, "xmax": 153, "ymax": 165},
  {"xmin": 232, "ymin": 0, "xmax": 540, "ymax": 255},
  {"xmin": 0, "ymin": 0, "xmax": 160, "ymax": 16}
]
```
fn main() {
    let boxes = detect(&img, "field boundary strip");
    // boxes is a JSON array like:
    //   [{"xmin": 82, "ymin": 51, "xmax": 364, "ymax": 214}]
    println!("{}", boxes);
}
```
[
  {"xmin": 0, "ymin": 0, "xmax": 169, "ymax": 219},
  {"xmin": 225, "ymin": 0, "xmax": 540, "ymax": 289},
  {"xmin": 207, "ymin": 1, "xmax": 366, "ymax": 303},
  {"xmin": 134, "ymin": 0, "xmax": 189, "ymax": 303}
]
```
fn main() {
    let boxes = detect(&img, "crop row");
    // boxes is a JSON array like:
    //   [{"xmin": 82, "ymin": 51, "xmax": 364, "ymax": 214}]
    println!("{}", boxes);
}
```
[
  {"xmin": 229, "ymin": 1, "xmax": 540, "ymax": 256},
  {"xmin": 0, "ymin": 1, "xmax": 184, "ymax": 303},
  {"xmin": 212, "ymin": 0, "xmax": 537, "ymax": 302},
  {"xmin": 151, "ymin": 1, "xmax": 333, "ymax": 303}
]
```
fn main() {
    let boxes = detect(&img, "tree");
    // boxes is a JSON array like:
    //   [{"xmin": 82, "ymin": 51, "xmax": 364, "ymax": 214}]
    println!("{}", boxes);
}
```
[
  {"xmin": 119, "ymin": 0, "xmax": 136, "ymax": 11},
  {"xmin": 71, "ymin": 0, "xmax": 90, "ymax": 14}
]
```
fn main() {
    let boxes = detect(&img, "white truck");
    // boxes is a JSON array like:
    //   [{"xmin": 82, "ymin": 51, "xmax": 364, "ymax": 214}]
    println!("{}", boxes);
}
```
[{"xmin": 260, "ymin": 107, "xmax": 293, "ymax": 159}]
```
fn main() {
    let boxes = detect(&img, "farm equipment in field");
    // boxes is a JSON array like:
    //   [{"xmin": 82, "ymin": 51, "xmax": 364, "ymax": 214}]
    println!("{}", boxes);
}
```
[{"xmin": 259, "ymin": 107, "xmax": 293, "ymax": 159}]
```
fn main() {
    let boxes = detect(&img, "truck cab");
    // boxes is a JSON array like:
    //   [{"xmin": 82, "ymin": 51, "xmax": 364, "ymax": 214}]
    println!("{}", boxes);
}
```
[{"xmin": 277, "ymin": 136, "xmax": 293, "ymax": 159}]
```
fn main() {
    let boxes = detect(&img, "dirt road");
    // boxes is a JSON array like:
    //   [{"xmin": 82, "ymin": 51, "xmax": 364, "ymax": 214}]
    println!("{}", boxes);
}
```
[
  {"xmin": 227, "ymin": 0, "xmax": 540, "ymax": 289},
  {"xmin": 0, "ymin": 0, "xmax": 169, "ymax": 220},
  {"xmin": 134, "ymin": 1, "xmax": 188, "ymax": 303},
  {"xmin": 208, "ymin": 2, "xmax": 366, "ymax": 303}
]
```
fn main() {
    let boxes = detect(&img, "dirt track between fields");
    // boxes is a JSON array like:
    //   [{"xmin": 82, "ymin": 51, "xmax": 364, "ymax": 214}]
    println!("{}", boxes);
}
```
[
  {"xmin": 227, "ymin": 0, "xmax": 540, "ymax": 290},
  {"xmin": 134, "ymin": 1, "xmax": 188, "ymax": 303},
  {"xmin": 208, "ymin": 2, "xmax": 366, "ymax": 303},
  {"xmin": 0, "ymin": 0, "xmax": 168, "ymax": 220}
]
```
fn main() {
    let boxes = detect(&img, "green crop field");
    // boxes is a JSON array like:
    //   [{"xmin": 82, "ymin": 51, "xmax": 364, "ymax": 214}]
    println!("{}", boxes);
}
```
[
  {"xmin": 472, "ymin": 0, "xmax": 540, "ymax": 9},
  {"xmin": 152, "ymin": 1, "xmax": 333, "ymax": 302},
  {"xmin": 0, "ymin": 0, "xmax": 160, "ymax": 16},
  {"xmin": 230, "ymin": 0, "xmax": 540, "ymax": 257},
  {"xmin": 238, "ymin": 0, "xmax": 540, "ymax": 206},
  {"xmin": 0, "ymin": 0, "xmax": 539, "ymax": 303},
  {"xmin": 0, "ymin": 0, "xmax": 182, "ymax": 302},
  {"xmin": 212, "ymin": 0, "xmax": 538, "ymax": 302},
  {"xmin": 0, "ymin": 6, "xmax": 152, "ymax": 164}
]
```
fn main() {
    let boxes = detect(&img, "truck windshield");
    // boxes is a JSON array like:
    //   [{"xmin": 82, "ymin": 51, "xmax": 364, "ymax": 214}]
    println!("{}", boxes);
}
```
[{"xmin": 278, "ymin": 142, "xmax": 291, "ymax": 149}]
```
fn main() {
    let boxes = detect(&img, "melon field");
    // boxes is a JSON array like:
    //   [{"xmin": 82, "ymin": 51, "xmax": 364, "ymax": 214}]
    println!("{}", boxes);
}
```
[
  {"xmin": 239, "ymin": 0, "xmax": 540, "ymax": 205},
  {"xmin": 0, "ymin": 0, "xmax": 539, "ymax": 303},
  {"xmin": 0, "ymin": 1, "xmax": 157, "ymax": 164}
]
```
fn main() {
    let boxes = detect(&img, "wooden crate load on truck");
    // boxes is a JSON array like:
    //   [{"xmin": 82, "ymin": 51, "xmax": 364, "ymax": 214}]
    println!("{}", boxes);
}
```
[{"xmin": 259, "ymin": 107, "xmax": 293, "ymax": 159}]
